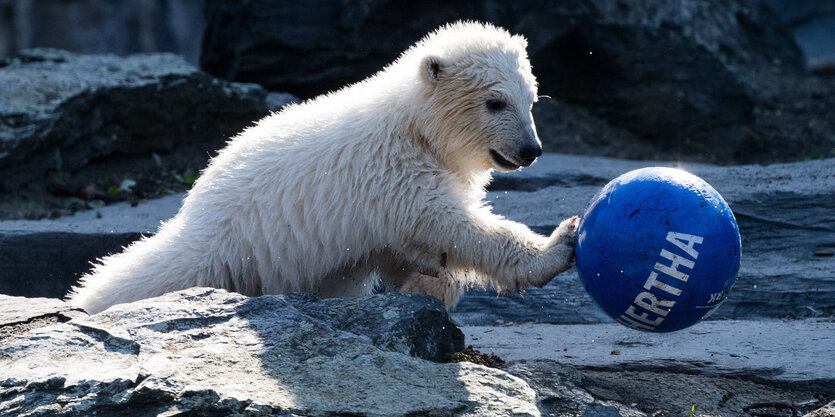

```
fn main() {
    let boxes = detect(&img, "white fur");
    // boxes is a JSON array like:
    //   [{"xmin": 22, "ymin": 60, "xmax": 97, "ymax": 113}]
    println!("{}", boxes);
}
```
[{"xmin": 68, "ymin": 21, "xmax": 579, "ymax": 314}]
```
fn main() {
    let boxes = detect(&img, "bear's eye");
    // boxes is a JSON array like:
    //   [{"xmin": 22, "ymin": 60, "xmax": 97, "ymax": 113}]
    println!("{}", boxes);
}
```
[{"xmin": 486, "ymin": 98, "xmax": 507, "ymax": 112}]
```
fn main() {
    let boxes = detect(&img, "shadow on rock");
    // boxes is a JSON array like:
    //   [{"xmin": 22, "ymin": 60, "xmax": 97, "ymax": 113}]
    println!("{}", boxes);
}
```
[{"xmin": 0, "ymin": 289, "xmax": 541, "ymax": 416}]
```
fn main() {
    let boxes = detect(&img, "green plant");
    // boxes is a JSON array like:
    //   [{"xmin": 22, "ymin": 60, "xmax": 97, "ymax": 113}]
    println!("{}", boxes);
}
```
[
  {"xmin": 152, "ymin": 152, "xmax": 163, "ymax": 168},
  {"xmin": 107, "ymin": 179, "xmax": 136, "ymax": 196}
]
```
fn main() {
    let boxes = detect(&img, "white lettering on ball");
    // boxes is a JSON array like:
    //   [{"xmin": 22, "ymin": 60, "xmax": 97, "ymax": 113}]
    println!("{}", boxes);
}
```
[{"xmin": 618, "ymin": 231, "xmax": 703, "ymax": 331}]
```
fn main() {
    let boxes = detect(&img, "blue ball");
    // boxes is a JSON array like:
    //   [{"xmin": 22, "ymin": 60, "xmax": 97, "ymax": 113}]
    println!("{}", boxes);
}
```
[{"xmin": 575, "ymin": 167, "xmax": 741, "ymax": 332}]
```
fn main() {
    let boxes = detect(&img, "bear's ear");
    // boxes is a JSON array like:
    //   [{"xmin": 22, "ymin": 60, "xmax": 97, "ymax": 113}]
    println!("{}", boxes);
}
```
[
  {"xmin": 512, "ymin": 35, "xmax": 528, "ymax": 49},
  {"xmin": 421, "ymin": 55, "xmax": 448, "ymax": 85}
]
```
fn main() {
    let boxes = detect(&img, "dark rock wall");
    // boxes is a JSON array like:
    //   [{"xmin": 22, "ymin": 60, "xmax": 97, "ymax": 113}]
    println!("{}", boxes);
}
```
[
  {"xmin": 1, "ymin": 1, "xmax": 833, "ymax": 164},
  {"xmin": 0, "ymin": 0, "xmax": 204, "ymax": 64},
  {"xmin": 198, "ymin": 0, "xmax": 834, "ymax": 164},
  {"xmin": 0, "ymin": 231, "xmax": 143, "ymax": 298},
  {"xmin": 761, "ymin": 0, "xmax": 835, "ymax": 72},
  {"xmin": 200, "ymin": 0, "xmax": 803, "ymax": 97},
  {"xmin": 0, "ymin": 49, "xmax": 289, "ymax": 192}
]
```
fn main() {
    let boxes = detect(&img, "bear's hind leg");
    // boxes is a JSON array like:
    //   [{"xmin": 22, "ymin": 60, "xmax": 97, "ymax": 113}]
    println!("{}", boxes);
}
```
[
  {"xmin": 315, "ymin": 265, "xmax": 380, "ymax": 299},
  {"xmin": 379, "ymin": 266, "xmax": 463, "ymax": 308}
]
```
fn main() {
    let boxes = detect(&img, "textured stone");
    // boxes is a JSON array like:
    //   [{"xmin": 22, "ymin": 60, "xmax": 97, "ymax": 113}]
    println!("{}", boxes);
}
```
[
  {"xmin": 201, "ymin": 0, "xmax": 799, "ymax": 97},
  {"xmin": 761, "ymin": 0, "xmax": 835, "ymax": 72},
  {"xmin": 505, "ymin": 358, "xmax": 830, "ymax": 417},
  {"xmin": 198, "ymin": 0, "xmax": 835, "ymax": 164},
  {"xmin": 464, "ymin": 319, "xmax": 835, "ymax": 391},
  {"xmin": 0, "ymin": 294, "xmax": 83, "ymax": 326},
  {"xmin": 0, "ymin": 0, "xmax": 205, "ymax": 64},
  {"xmin": 806, "ymin": 402, "xmax": 835, "ymax": 417},
  {"xmin": 0, "ymin": 194, "xmax": 183, "ymax": 298},
  {"xmin": 0, "ymin": 48, "xmax": 296, "ymax": 191},
  {"xmin": 0, "ymin": 289, "xmax": 543, "ymax": 417}
]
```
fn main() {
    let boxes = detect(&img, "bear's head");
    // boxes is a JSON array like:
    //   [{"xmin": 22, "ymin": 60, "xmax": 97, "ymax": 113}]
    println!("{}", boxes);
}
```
[{"xmin": 415, "ymin": 22, "xmax": 542, "ymax": 175}]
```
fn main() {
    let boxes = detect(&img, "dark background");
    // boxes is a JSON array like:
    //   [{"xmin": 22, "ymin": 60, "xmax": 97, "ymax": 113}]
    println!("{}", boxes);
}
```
[{"xmin": 2, "ymin": 0, "xmax": 834, "ymax": 166}]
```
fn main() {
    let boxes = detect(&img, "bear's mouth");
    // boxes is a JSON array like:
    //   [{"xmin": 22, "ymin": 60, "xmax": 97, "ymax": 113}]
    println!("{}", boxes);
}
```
[{"xmin": 490, "ymin": 149, "xmax": 521, "ymax": 170}]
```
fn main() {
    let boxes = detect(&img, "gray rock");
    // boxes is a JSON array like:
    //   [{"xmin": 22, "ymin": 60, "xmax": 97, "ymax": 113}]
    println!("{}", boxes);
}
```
[
  {"xmin": 0, "ymin": 294, "xmax": 83, "ymax": 325},
  {"xmin": 483, "ymin": 334, "xmax": 833, "ymax": 416},
  {"xmin": 807, "ymin": 402, "xmax": 835, "ymax": 417},
  {"xmin": 531, "ymin": 100, "xmax": 660, "ymax": 161},
  {"xmin": 578, "ymin": 366, "xmax": 829, "ymax": 417},
  {"xmin": 0, "ymin": 194, "xmax": 183, "ymax": 298},
  {"xmin": 504, "ymin": 360, "xmax": 646, "ymax": 417},
  {"xmin": 581, "ymin": 405, "xmax": 631, "ymax": 417},
  {"xmin": 201, "ymin": 0, "xmax": 799, "ymax": 98},
  {"xmin": 0, "ymin": 48, "xmax": 297, "ymax": 191},
  {"xmin": 0, "ymin": 0, "xmax": 205, "ymax": 64},
  {"xmin": 505, "ymin": 358, "xmax": 834, "ymax": 417},
  {"xmin": 761, "ymin": 0, "xmax": 835, "ymax": 73},
  {"xmin": 463, "ymin": 319, "xmax": 835, "ymax": 392},
  {"xmin": 272, "ymin": 292, "xmax": 466, "ymax": 363},
  {"xmin": 199, "ymin": 0, "xmax": 835, "ymax": 164},
  {"xmin": 0, "ymin": 289, "xmax": 542, "ymax": 416}
]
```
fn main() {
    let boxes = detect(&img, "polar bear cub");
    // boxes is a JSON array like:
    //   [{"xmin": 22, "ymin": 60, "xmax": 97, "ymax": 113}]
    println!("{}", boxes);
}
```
[{"xmin": 68, "ymin": 21, "xmax": 579, "ymax": 314}]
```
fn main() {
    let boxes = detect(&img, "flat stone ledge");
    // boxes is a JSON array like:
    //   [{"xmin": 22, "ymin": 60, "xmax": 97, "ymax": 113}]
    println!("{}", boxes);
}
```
[{"xmin": 463, "ymin": 319, "xmax": 835, "ymax": 392}]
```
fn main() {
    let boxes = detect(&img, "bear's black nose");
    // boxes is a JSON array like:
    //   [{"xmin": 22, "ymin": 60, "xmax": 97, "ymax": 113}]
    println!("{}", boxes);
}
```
[{"xmin": 519, "ymin": 144, "xmax": 542, "ymax": 166}]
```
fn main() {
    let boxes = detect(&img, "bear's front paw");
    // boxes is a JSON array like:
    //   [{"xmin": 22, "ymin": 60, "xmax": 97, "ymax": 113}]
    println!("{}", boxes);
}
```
[
  {"xmin": 523, "ymin": 216, "xmax": 580, "ymax": 289},
  {"xmin": 550, "ymin": 215, "xmax": 580, "ymax": 247}
]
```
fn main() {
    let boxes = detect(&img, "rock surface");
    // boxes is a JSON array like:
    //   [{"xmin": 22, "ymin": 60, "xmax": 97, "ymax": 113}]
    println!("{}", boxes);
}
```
[
  {"xmin": 200, "ymin": 0, "xmax": 835, "ymax": 164},
  {"xmin": 0, "ymin": 0, "xmax": 206, "ymax": 64},
  {"xmin": 762, "ymin": 0, "xmax": 835, "ymax": 73},
  {"xmin": 469, "ymin": 320, "xmax": 835, "ymax": 416},
  {"xmin": 464, "ymin": 320, "xmax": 835, "ymax": 390},
  {"xmin": 0, "ymin": 48, "xmax": 296, "ymax": 192},
  {"xmin": 201, "ymin": 0, "xmax": 799, "ymax": 97},
  {"xmin": 0, "ymin": 194, "xmax": 183, "ymax": 298},
  {"xmin": 507, "ymin": 359, "xmax": 830, "ymax": 417},
  {"xmin": 0, "ymin": 294, "xmax": 84, "ymax": 326},
  {"xmin": 0, "ymin": 289, "xmax": 548, "ymax": 417},
  {"xmin": 806, "ymin": 402, "xmax": 835, "ymax": 417},
  {"xmin": 3, "ymin": 291, "xmax": 831, "ymax": 417}
]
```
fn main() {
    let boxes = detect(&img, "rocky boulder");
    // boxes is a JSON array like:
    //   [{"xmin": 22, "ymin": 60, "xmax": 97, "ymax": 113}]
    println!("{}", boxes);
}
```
[
  {"xmin": 201, "ymin": 0, "xmax": 799, "ymax": 99},
  {"xmin": 0, "ymin": 289, "xmax": 546, "ymax": 416},
  {"xmin": 200, "ymin": 0, "xmax": 835, "ymax": 164},
  {"xmin": 806, "ymin": 402, "xmax": 835, "ymax": 417},
  {"xmin": 0, "ymin": 0, "xmax": 206, "ymax": 65},
  {"xmin": 0, "ymin": 48, "xmax": 296, "ymax": 193},
  {"xmin": 762, "ymin": 0, "xmax": 835, "ymax": 74}
]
